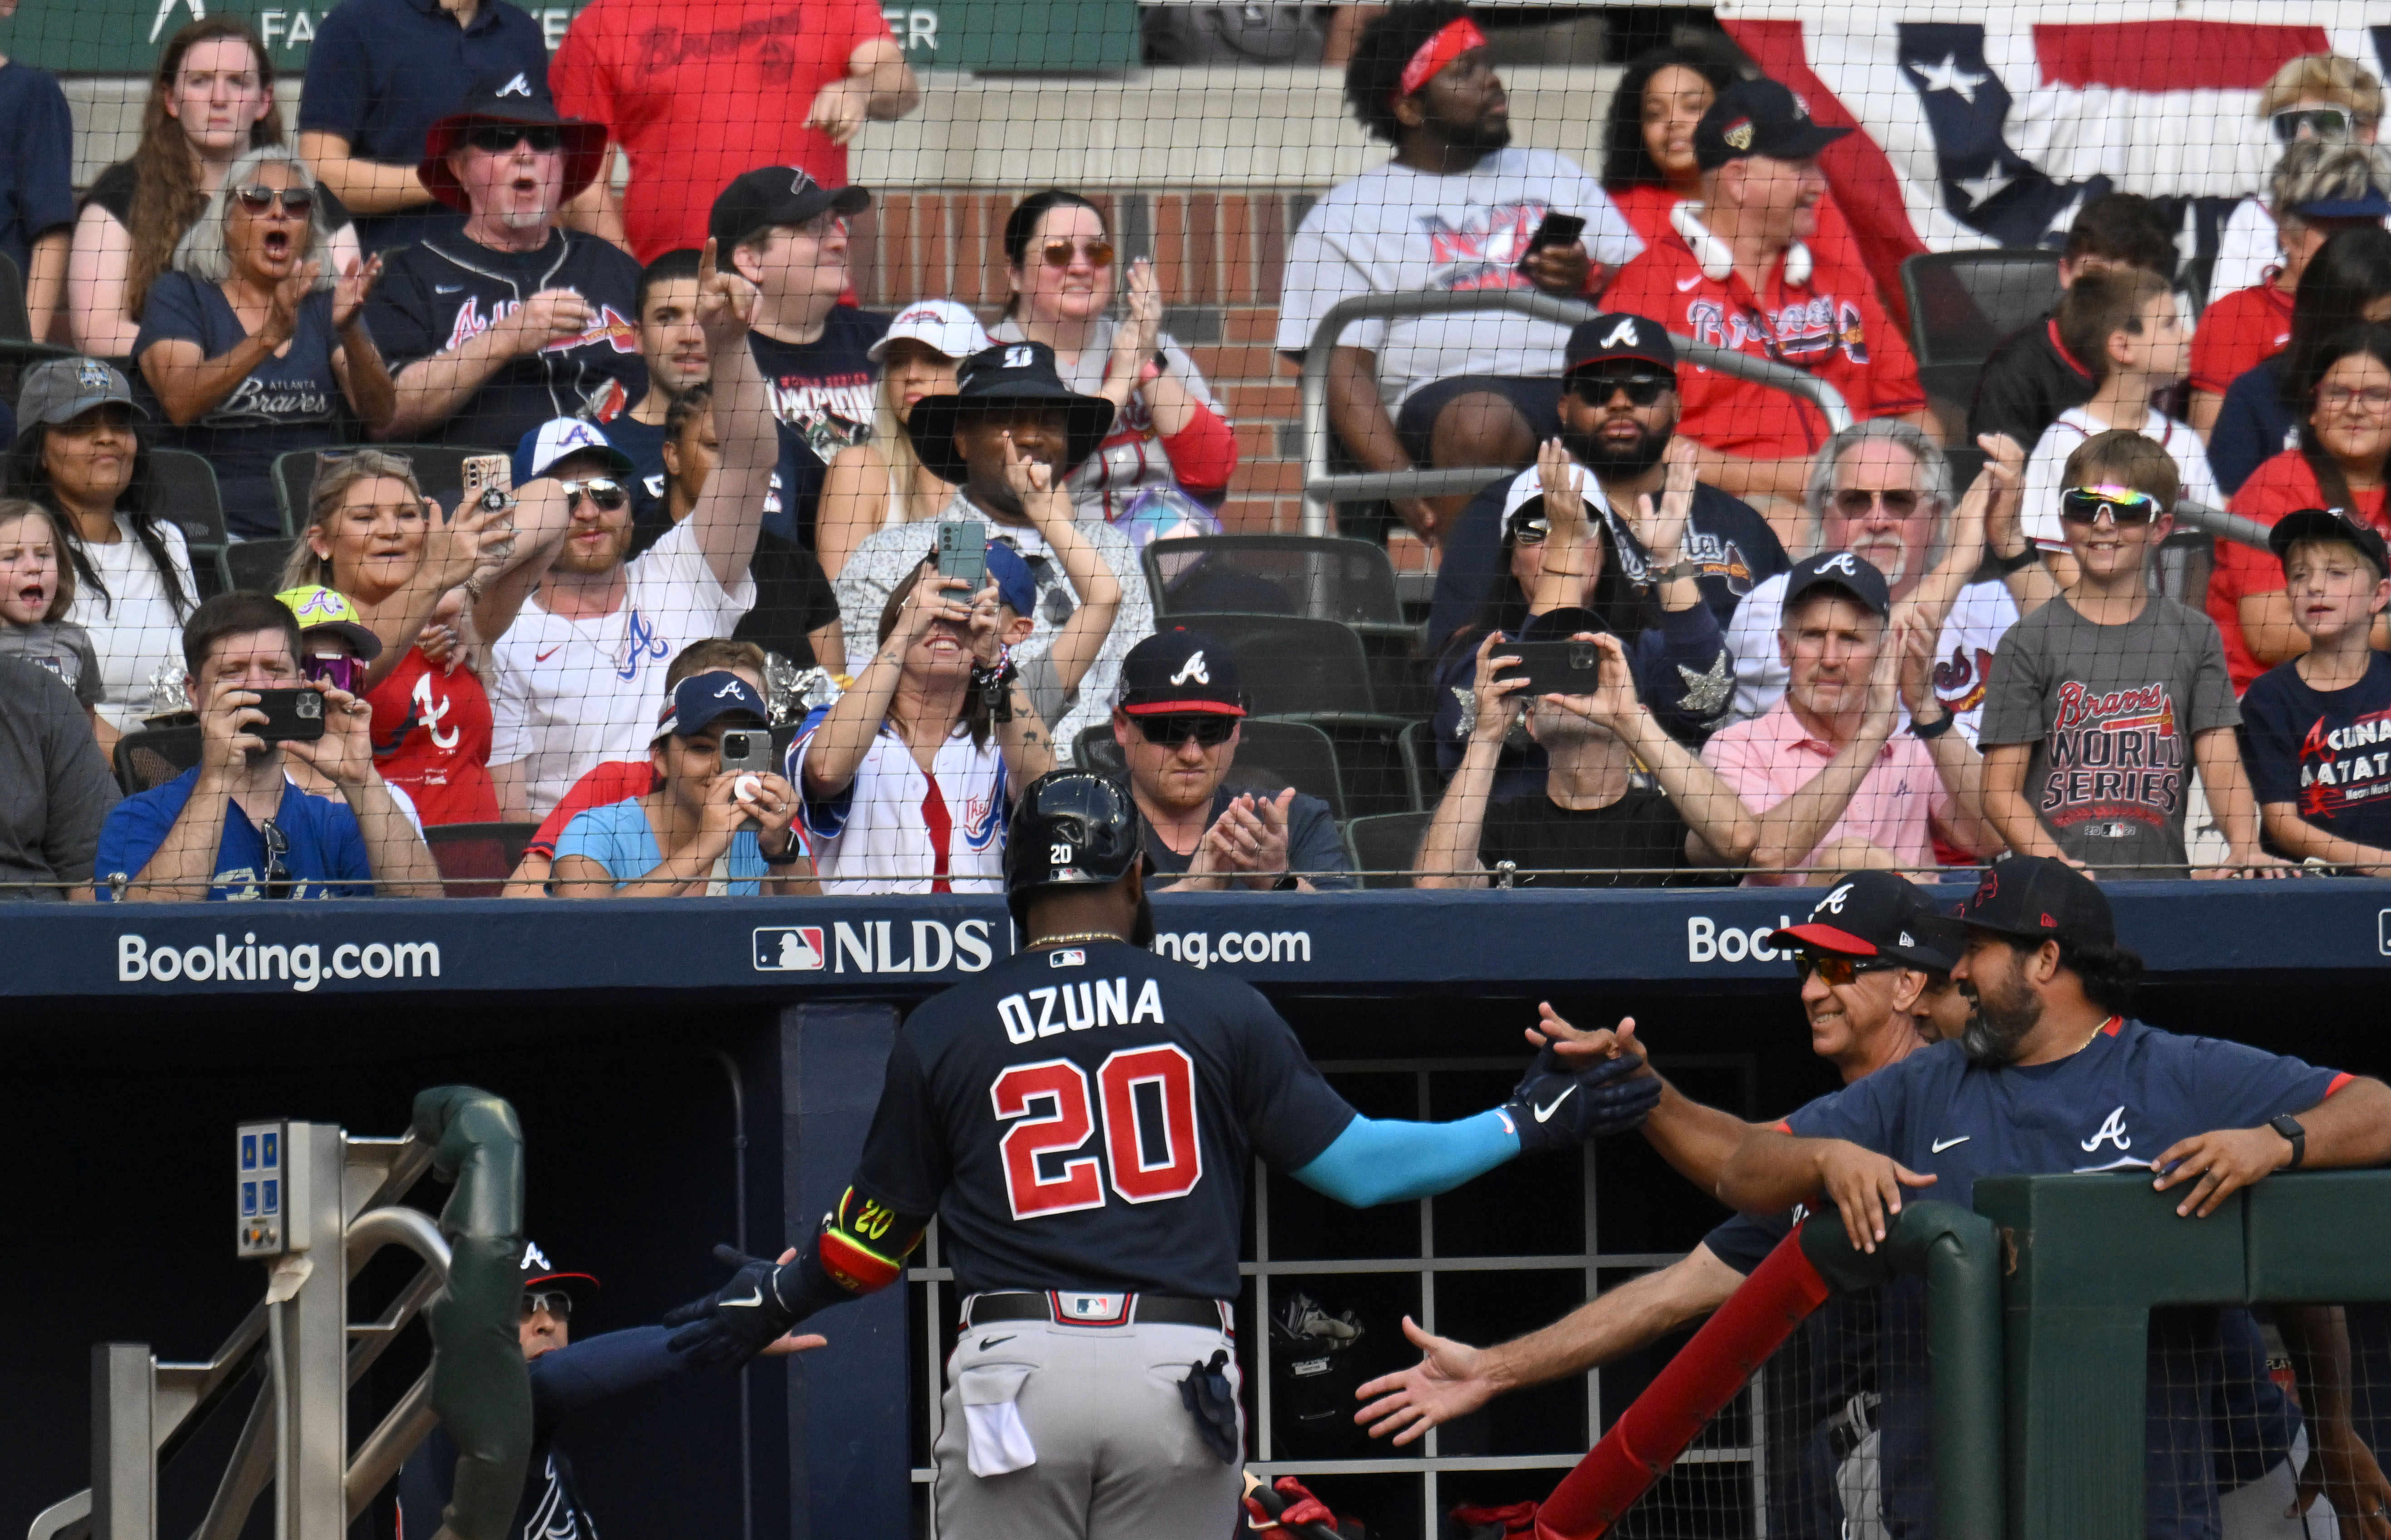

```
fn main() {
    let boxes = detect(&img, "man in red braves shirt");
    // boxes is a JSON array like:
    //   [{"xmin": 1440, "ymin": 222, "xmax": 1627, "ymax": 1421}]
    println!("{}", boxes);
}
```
[{"xmin": 1604, "ymin": 77, "xmax": 1925, "ymax": 543}]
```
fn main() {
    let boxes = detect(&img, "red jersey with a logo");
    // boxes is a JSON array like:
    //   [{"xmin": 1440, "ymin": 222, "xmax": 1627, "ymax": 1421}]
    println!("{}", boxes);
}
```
[
  {"xmin": 1607, "ymin": 186, "xmax": 1873, "ymax": 304},
  {"xmin": 2216, "ymin": 451, "xmax": 2391, "ymax": 694},
  {"xmin": 1602, "ymin": 205, "xmax": 1924, "ymax": 461},
  {"xmin": 2189, "ymin": 274, "xmax": 2294, "ymax": 397},
  {"xmin": 369, "ymin": 648, "xmax": 498, "ymax": 826},
  {"xmin": 551, "ymin": 0, "xmax": 895, "ymax": 262}
]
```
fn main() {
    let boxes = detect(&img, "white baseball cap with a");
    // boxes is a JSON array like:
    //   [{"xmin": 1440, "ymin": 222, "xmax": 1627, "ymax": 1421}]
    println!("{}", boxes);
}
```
[
  {"xmin": 868, "ymin": 298, "xmax": 993, "ymax": 364},
  {"xmin": 1499, "ymin": 460, "xmax": 1614, "ymax": 538}
]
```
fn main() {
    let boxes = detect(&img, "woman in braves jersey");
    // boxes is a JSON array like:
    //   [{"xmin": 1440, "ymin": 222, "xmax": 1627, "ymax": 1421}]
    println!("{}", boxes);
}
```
[
  {"xmin": 662, "ymin": 770, "xmax": 1663, "ymax": 1540},
  {"xmin": 280, "ymin": 448, "xmax": 556, "ymax": 824}
]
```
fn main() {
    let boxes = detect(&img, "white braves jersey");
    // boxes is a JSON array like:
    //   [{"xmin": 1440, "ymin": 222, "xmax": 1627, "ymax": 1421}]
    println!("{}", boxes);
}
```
[
  {"xmin": 1275, "ymin": 148, "xmax": 1640, "ymax": 412},
  {"xmin": 1930, "ymin": 579, "xmax": 2022, "ymax": 747},
  {"xmin": 2020, "ymin": 407, "xmax": 2220, "ymax": 551},
  {"xmin": 789, "ymin": 715, "xmax": 1009, "ymax": 893},
  {"xmin": 487, "ymin": 517, "xmax": 754, "ymax": 815}
]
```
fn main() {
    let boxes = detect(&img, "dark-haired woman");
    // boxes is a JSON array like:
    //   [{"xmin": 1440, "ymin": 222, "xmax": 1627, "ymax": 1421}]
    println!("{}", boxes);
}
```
[
  {"xmin": 1431, "ymin": 439, "xmax": 1730, "ymax": 795},
  {"xmin": 69, "ymin": 17, "xmax": 357, "ymax": 359},
  {"xmin": 987, "ymin": 190, "xmax": 1238, "ymax": 520},
  {"xmin": 2209, "ymin": 225, "xmax": 2391, "ymax": 496},
  {"xmin": 2214, "ymin": 324, "xmax": 2391, "ymax": 692},
  {"xmin": 3, "ymin": 357, "xmax": 197, "ymax": 735},
  {"xmin": 1600, "ymin": 42, "xmax": 1869, "ymax": 282}
]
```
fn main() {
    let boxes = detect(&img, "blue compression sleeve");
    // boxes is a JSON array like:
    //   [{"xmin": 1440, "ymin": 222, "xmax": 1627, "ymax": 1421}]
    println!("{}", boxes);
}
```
[{"xmin": 1289, "ymin": 1110, "xmax": 1520, "ymax": 1207}]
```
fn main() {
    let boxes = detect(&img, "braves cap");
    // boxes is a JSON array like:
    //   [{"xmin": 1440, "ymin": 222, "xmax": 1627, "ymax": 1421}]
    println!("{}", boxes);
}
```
[
  {"xmin": 2294, "ymin": 187, "xmax": 2391, "ymax": 220},
  {"xmin": 983, "ymin": 539, "xmax": 1038, "ymax": 619},
  {"xmin": 276, "ymin": 586, "xmax": 385, "ymax": 663},
  {"xmin": 656, "ymin": 670, "xmax": 769, "ymax": 741},
  {"xmin": 1952, "ymin": 855, "xmax": 2115, "ymax": 950},
  {"xmin": 2268, "ymin": 506, "xmax": 2390, "ymax": 579},
  {"xmin": 1769, "ymin": 869, "xmax": 1961, "ymax": 972},
  {"xmin": 1565, "ymin": 312, "xmax": 1677, "ymax": 374},
  {"xmin": 518, "ymin": 1239, "xmax": 599, "ymax": 1302},
  {"xmin": 869, "ymin": 298, "xmax": 993, "ymax": 364},
  {"xmin": 1119, "ymin": 628, "xmax": 1244, "ymax": 716},
  {"xmin": 1783, "ymin": 549, "xmax": 1893, "ymax": 619},
  {"xmin": 516, "ymin": 417, "xmax": 635, "ymax": 485},
  {"xmin": 16, "ymin": 356, "xmax": 148, "ymax": 434},
  {"xmin": 709, "ymin": 166, "xmax": 872, "ymax": 251},
  {"xmin": 1694, "ymin": 77, "xmax": 1851, "ymax": 172}
]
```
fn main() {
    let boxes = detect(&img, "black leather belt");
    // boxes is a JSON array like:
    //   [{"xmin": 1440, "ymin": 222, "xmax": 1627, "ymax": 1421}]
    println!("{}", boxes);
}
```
[{"xmin": 964, "ymin": 1290, "xmax": 1230, "ymax": 1331}]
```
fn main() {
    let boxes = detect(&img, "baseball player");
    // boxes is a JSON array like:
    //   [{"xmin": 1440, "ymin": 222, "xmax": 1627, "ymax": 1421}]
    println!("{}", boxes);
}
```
[{"xmin": 663, "ymin": 770, "xmax": 1662, "ymax": 1539}]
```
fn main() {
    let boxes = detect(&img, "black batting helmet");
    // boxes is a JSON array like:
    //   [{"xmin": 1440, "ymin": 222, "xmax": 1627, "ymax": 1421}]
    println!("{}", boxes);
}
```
[{"xmin": 1005, "ymin": 770, "xmax": 1147, "ymax": 927}]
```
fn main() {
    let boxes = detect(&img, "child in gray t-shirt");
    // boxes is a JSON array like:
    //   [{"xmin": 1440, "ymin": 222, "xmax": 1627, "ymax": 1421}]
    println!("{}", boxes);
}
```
[
  {"xmin": 0, "ymin": 502, "xmax": 104, "ymax": 721},
  {"xmin": 1979, "ymin": 429, "xmax": 2271, "ymax": 877}
]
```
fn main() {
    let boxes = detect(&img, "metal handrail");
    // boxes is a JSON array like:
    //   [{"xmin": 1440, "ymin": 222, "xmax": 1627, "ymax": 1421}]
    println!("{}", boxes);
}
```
[
  {"xmin": 1298, "ymin": 289, "xmax": 1856, "ymax": 534},
  {"xmin": 2172, "ymin": 498, "xmax": 2271, "ymax": 551}
]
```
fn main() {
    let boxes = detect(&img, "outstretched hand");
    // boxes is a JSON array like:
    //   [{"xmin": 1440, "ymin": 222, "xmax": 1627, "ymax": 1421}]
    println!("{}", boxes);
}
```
[{"xmin": 1353, "ymin": 1315, "xmax": 1497, "ymax": 1445}]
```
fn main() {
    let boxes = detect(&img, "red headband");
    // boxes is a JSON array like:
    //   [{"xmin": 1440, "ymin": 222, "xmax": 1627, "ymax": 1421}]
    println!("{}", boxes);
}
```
[{"xmin": 1396, "ymin": 18, "xmax": 1488, "ymax": 102}]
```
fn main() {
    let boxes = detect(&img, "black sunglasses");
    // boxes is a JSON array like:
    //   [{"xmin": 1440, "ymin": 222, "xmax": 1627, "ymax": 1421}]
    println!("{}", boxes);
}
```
[
  {"xmin": 561, "ymin": 477, "xmax": 628, "ymax": 512},
  {"xmin": 1135, "ymin": 714, "xmax": 1237, "ymax": 747},
  {"xmin": 1833, "ymin": 487, "xmax": 1922, "ymax": 518},
  {"xmin": 236, "ymin": 185, "xmax": 315, "ymax": 216},
  {"xmin": 464, "ymin": 124, "xmax": 565, "ymax": 154},
  {"xmin": 260, "ymin": 818, "xmax": 293, "ymax": 900},
  {"xmin": 1792, "ymin": 952, "xmax": 1893, "ymax": 986},
  {"xmin": 1569, "ymin": 373, "xmax": 1673, "ymax": 408}
]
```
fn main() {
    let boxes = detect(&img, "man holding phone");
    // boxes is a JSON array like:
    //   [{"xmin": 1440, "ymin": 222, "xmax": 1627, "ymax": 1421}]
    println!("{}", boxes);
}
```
[
  {"xmin": 94, "ymin": 593, "xmax": 442, "ymax": 901},
  {"xmin": 1414, "ymin": 618, "xmax": 1757, "ymax": 886}
]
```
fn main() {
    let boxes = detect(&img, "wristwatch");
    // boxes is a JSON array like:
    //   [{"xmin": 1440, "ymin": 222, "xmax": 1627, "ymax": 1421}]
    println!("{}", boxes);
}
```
[
  {"xmin": 2269, "ymin": 1114, "xmax": 2307, "ymax": 1169},
  {"xmin": 1913, "ymin": 709, "xmax": 1957, "ymax": 741}
]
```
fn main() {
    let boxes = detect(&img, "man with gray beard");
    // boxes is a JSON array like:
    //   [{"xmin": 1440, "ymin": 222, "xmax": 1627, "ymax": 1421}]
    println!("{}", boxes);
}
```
[{"xmin": 1716, "ymin": 855, "xmax": 2391, "ymax": 1540}]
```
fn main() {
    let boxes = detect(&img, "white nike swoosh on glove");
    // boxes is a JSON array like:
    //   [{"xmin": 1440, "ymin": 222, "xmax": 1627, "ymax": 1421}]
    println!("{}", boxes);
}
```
[
  {"xmin": 723, "ymin": 1286, "xmax": 764, "ymax": 1307},
  {"xmin": 1534, "ymin": 1084, "xmax": 1577, "ymax": 1123}
]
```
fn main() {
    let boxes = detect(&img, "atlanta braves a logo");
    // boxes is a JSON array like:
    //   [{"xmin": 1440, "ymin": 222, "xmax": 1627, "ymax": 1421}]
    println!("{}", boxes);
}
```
[
  {"xmin": 445, "ymin": 296, "xmax": 641, "ymax": 356},
  {"xmin": 2080, "ymin": 1106, "xmax": 2131, "ymax": 1154}
]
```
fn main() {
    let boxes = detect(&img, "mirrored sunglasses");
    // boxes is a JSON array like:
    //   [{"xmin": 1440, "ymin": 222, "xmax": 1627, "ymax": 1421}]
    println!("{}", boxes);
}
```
[
  {"xmin": 522, "ymin": 1288, "xmax": 575, "ymax": 1318},
  {"xmin": 1792, "ymin": 952, "xmax": 1892, "ymax": 986},
  {"xmin": 236, "ymin": 186, "xmax": 315, "ymax": 216},
  {"xmin": 1568, "ymin": 373, "xmax": 1673, "ymax": 407},
  {"xmin": 561, "ymin": 478, "xmax": 628, "ymax": 512},
  {"xmin": 2058, "ymin": 486, "xmax": 2161, "ymax": 526},
  {"xmin": 1135, "ymin": 713, "xmax": 1236, "ymax": 746},
  {"xmin": 303, "ymin": 654, "xmax": 364, "ymax": 695},
  {"xmin": 1040, "ymin": 238, "xmax": 1115, "ymax": 269},
  {"xmin": 465, "ymin": 124, "xmax": 565, "ymax": 154}
]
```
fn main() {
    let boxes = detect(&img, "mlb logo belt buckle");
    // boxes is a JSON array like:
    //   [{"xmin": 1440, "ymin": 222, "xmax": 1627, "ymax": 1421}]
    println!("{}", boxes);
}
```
[{"xmin": 1050, "ymin": 1290, "xmax": 1132, "ymax": 1326}]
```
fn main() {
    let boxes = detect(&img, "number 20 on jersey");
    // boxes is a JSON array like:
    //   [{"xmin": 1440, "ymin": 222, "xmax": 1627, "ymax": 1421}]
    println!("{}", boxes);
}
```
[{"xmin": 992, "ymin": 1047, "xmax": 1202, "ymax": 1219}]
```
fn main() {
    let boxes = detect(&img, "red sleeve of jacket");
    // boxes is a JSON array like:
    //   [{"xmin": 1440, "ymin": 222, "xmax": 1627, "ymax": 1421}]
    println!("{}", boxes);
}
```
[{"xmin": 1161, "ymin": 399, "xmax": 1239, "ymax": 497}]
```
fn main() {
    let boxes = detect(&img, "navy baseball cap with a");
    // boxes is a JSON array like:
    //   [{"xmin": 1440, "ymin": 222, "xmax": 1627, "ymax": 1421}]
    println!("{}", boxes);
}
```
[
  {"xmin": 984, "ymin": 540, "xmax": 1038, "ymax": 619},
  {"xmin": 1784, "ymin": 550, "xmax": 1893, "ymax": 619},
  {"xmin": 1119, "ymin": 628, "xmax": 1244, "ymax": 716},
  {"xmin": 1694, "ymin": 77, "xmax": 1851, "ymax": 171},
  {"xmin": 1770, "ymin": 869, "xmax": 1961, "ymax": 972},
  {"xmin": 1564, "ymin": 312, "xmax": 1677, "ymax": 375},
  {"xmin": 1953, "ymin": 855, "xmax": 2115, "ymax": 950},
  {"xmin": 2268, "ymin": 506, "xmax": 2390, "ymax": 579},
  {"xmin": 709, "ymin": 166, "xmax": 872, "ymax": 251},
  {"xmin": 519, "ymin": 1239, "xmax": 599, "ymax": 1304},
  {"xmin": 656, "ymin": 671, "xmax": 769, "ymax": 741}
]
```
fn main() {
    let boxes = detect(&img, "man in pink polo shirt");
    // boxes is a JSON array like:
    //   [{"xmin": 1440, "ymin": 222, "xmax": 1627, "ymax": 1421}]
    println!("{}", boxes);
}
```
[{"xmin": 1701, "ymin": 552, "xmax": 2001, "ymax": 884}]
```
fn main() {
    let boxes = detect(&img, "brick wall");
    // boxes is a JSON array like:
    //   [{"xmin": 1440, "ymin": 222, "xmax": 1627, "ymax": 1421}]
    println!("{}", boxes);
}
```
[{"xmin": 849, "ymin": 189, "xmax": 1314, "ymax": 537}]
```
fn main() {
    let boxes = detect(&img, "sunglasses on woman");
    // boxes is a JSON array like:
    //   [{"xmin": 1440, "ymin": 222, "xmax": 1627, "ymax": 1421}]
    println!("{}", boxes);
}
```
[
  {"xmin": 237, "ymin": 186, "xmax": 315, "ymax": 216},
  {"xmin": 1832, "ymin": 487, "xmax": 1921, "ymax": 517},
  {"xmin": 1040, "ymin": 238, "xmax": 1115, "ymax": 269},
  {"xmin": 464, "ymin": 124, "xmax": 564, "ymax": 154},
  {"xmin": 1569, "ymin": 373, "xmax": 1673, "ymax": 408},
  {"xmin": 1792, "ymin": 952, "xmax": 1893, "ymax": 986},
  {"xmin": 561, "ymin": 478, "xmax": 628, "ymax": 512},
  {"xmin": 1135, "ymin": 714, "xmax": 1236, "ymax": 747},
  {"xmin": 2273, "ymin": 107, "xmax": 2354, "ymax": 144},
  {"xmin": 2058, "ymin": 485, "xmax": 2162, "ymax": 526}
]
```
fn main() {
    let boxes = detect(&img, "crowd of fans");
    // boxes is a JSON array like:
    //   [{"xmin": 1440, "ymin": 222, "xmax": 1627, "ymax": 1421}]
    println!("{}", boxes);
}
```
[{"xmin": 1, "ymin": 0, "xmax": 2388, "ymax": 902}]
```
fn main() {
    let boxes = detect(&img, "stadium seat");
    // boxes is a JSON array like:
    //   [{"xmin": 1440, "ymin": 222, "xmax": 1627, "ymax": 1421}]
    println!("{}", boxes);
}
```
[
  {"xmin": 1398, "ymin": 718, "xmax": 1446, "ymax": 805},
  {"xmin": 148, "ymin": 449, "xmax": 232, "ymax": 596},
  {"xmin": 423, "ymin": 822, "xmax": 541, "ymax": 898},
  {"xmin": 1159, "ymin": 613, "xmax": 1375, "ymax": 716},
  {"xmin": 0, "ymin": 252, "xmax": 72, "ymax": 391},
  {"xmin": 1343, "ymin": 810, "xmax": 1430, "ymax": 889},
  {"xmin": 1900, "ymin": 251, "xmax": 2063, "ymax": 413},
  {"xmin": 1226, "ymin": 719, "xmax": 1344, "ymax": 822},
  {"xmin": 1072, "ymin": 723, "xmax": 1129, "ymax": 779},
  {"xmin": 1148, "ymin": 535, "xmax": 1429, "ymax": 716},
  {"xmin": 221, "ymin": 537, "xmax": 297, "ymax": 595},
  {"xmin": 274, "ymin": 444, "xmax": 480, "ymax": 537},
  {"xmin": 1264, "ymin": 711, "xmax": 1421, "ymax": 818},
  {"xmin": 113, "ymin": 721, "xmax": 201, "ymax": 795}
]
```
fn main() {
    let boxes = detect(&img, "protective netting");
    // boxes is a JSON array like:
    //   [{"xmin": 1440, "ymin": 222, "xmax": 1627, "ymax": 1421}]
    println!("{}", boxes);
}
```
[{"xmin": 0, "ymin": 2, "xmax": 2386, "ymax": 898}]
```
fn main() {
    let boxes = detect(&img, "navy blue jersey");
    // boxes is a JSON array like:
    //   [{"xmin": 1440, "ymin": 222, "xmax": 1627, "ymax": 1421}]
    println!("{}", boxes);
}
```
[
  {"xmin": 2241, "ymin": 652, "xmax": 2391, "ymax": 856},
  {"xmin": 852, "ymin": 938, "xmax": 1357, "ymax": 1299},
  {"xmin": 751, "ymin": 309, "xmax": 889, "ymax": 549}
]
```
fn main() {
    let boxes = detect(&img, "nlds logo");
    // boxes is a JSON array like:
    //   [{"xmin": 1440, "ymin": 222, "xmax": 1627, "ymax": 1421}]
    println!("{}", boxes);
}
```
[{"xmin": 753, "ymin": 920, "xmax": 997, "ymax": 975}]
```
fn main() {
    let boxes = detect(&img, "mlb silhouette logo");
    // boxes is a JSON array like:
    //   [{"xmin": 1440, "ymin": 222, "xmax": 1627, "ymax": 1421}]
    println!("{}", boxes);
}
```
[{"xmin": 753, "ymin": 927, "xmax": 827, "ymax": 972}]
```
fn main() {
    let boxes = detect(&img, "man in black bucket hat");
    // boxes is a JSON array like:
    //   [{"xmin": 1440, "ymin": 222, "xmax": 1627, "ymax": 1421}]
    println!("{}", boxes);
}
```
[
  {"xmin": 834, "ymin": 339, "xmax": 1155, "ymax": 761},
  {"xmin": 367, "ymin": 77, "xmax": 647, "ymax": 450}
]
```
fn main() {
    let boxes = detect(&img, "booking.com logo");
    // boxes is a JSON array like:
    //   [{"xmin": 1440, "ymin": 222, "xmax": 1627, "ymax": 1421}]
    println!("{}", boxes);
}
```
[
  {"xmin": 117, "ymin": 932, "xmax": 440, "ymax": 992},
  {"xmin": 1151, "ymin": 929, "xmax": 1312, "ymax": 969},
  {"xmin": 1685, "ymin": 915, "xmax": 1797, "ymax": 963}
]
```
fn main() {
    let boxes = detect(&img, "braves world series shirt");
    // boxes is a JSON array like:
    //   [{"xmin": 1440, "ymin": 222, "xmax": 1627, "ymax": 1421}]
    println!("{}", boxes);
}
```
[
  {"xmin": 750, "ymin": 307, "xmax": 890, "ymax": 549},
  {"xmin": 849, "ymin": 939, "xmax": 1358, "ymax": 1300},
  {"xmin": 368, "ymin": 228, "xmax": 648, "ymax": 450}
]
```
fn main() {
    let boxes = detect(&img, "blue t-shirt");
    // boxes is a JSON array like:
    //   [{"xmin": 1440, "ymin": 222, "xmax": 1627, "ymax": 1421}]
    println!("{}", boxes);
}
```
[
  {"xmin": 135, "ymin": 275, "xmax": 352, "ymax": 539},
  {"xmin": 296, "ymin": 0, "xmax": 549, "ymax": 253},
  {"xmin": 93, "ymin": 767, "xmax": 372, "ymax": 900},
  {"xmin": 2207, "ymin": 357, "xmax": 2296, "ymax": 498},
  {"xmin": 607, "ymin": 410, "xmax": 672, "ymax": 542},
  {"xmin": 2240, "ymin": 651, "xmax": 2391, "ymax": 858},
  {"xmin": 1782, "ymin": 1022, "xmax": 2343, "ymax": 1540},
  {"xmin": 552, "ymin": 797, "xmax": 766, "ymax": 895},
  {"xmin": 0, "ymin": 63, "xmax": 75, "ymax": 281}
]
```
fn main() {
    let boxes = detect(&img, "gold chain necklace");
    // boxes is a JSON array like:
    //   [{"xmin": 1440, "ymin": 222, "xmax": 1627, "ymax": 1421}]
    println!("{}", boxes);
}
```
[{"xmin": 1029, "ymin": 931, "xmax": 1129, "ymax": 948}]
